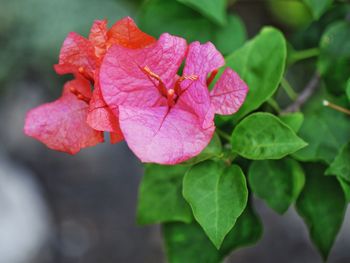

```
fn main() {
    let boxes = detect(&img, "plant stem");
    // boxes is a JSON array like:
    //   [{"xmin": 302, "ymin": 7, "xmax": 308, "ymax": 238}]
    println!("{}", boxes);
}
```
[
  {"xmin": 281, "ymin": 77, "xmax": 298, "ymax": 101},
  {"xmin": 216, "ymin": 129, "xmax": 231, "ymax": 142},
  {"xmin": 267, "ymin": 98, "xmax": 281, "ymax": 113},
  {"xmin": 323, "ymin": 100, "xmax": 350, "ymax": 116},
  {"xmin": 291, "ymin": 48, "xmax": 320, "ymax": 63},
  {"xmin": 283, "ymin": 73, "xmax": 320, "ymax": 113}
]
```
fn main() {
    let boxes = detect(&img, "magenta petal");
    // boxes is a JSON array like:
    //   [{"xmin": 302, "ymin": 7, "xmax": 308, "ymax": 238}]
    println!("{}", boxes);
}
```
[
  {"xmin": 183, "ymin": 41, "xmax": 224, "ymax": 81},
  {"xmin": 99, "ymin": 33, "xmax": 187, "ymax": 109},
  {"xmin": 55, "ymin": 32, "xmax": 97, "ymax": 79},
  {"xmin": 24, "ymin": 80, "xmax": 103, "ymax": 154},
  {"xmin": 178, "ymin": 42, "xmax": 224, "ymax": 129},
  {"xmin": 210, "ymin": 68, "xmax": 248, "ymax": 115},
  {"xmin": 119, "ymin": 105, "xmax": 215, "ymax": 164}
]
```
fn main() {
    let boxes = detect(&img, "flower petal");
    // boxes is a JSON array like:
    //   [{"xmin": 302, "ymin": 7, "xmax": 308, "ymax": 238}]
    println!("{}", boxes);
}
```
[
  {"xmin": 107, "ymin": 16, "xmax": 156, "ymax": 49},
  {"xmin": 119, "ymin": 105, "xmax": 215, "ymax": 164},
  {"xmin": 89, "ymin": 19, "xmax": 109, "ymax": 59},
  {"xmin": 100, "ymin": 33, "xmax": 187, "ymax": 108},
  {"xmin": 210, "ymin": 68, "xmax": 248, "ymax": 115},
  {"xmin": 54, "ymin": 32, "xmax": 97, "ymax": 80},
  {"xmin": 87, "ymin": 83, "xmax": 122, "ymax": 134},
  {"xmin": 179, "ymin": 42, "xmax": 224, "ymax": 129},
  {"xmin": 24, "ymin": 79, "xmax": 103, "ymax": 154}
]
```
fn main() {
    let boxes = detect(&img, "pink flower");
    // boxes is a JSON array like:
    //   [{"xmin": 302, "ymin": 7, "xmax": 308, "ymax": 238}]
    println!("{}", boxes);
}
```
[
  {"xmin": 24, "ymin": 17, "xmax": 156, "ymax": 153},
  {"xmin": 100, "ymin": 33, "xmax": 248, "ymax": 164}
]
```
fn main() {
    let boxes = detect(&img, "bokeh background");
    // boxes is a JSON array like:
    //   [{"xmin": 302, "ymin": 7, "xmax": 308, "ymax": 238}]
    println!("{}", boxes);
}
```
[{"xmin": 0, "ymin": 0, "xmax": 349, "ymax": 262}]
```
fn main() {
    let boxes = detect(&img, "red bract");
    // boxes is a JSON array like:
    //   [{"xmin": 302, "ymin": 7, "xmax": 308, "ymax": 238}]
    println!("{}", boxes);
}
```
[
  {"xmin": 24, "ymin": 77, "xmax": 104, "ymax": 154},
  {"xmin": 24, "ymin": 17, "xmax": 155, "ymax": 153},
  {"xmin": 100, "ymin": 34, "xmax": 248, "ymax": 164}
]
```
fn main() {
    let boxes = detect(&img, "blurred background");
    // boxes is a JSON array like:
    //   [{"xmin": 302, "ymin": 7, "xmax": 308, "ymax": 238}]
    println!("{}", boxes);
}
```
[{"xmin": 0, "ymin": 0, "xmax": 349, "ymax": 262}]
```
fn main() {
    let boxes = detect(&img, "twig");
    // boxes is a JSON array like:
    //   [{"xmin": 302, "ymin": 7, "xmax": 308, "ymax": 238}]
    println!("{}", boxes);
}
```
[
  {"xmin": 323, "ymin": 100, "xmax": 350, "ymax": 116},
  {"xmin": 282, "ymin": 73, "xmax": 320, "ymax": 113}
]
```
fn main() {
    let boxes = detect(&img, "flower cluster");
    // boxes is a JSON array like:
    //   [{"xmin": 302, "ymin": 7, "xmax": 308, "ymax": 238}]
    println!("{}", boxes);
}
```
[{"xmin": 24, "ymin": 17, "xmax": 248, "ymax": 164}]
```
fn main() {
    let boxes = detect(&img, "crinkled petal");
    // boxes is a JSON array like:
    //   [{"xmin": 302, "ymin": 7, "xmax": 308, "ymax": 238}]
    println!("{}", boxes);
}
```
[
  {"xmin": 107, "ymin": 17, "xmax": 156, "ymax": 49},
  {"xmin": 89, "ymin": 19, "xmax": 108, "ymax": 59},
  {"xmin": 179, "ymin": 42, "xmax": 224, "ymax": 129},
  {"xmin": 87, "ymin": 83, "xmax": 122, "ymax": 134},
  {"xmin": 210, "ymin": 68, "xmax": 248, "ymax": 115},
  {"xmin": 119, "ymin": 105, "xmax": 215, "ymax": 164},
  {"xmin": 100, "ymin": 33, "xmax": 187, "ymax": 108},
  {"xmin": 183, "ymin": 41, "xmax": 224, "ymax": 82},
  {"xmin": 24, "ymin": 79, "xmax": 103, "ymax": 154},
  {"xmin": 55, "ymin": 32, "xmax": 97, "ymax": 80}
]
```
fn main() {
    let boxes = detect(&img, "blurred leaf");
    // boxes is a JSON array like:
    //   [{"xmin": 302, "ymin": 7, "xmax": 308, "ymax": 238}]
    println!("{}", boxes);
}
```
[
  {"xmin": 214, "ymin": 15, "xmax": 247, "ymax": 55},
  {"xmin": 183, "ymin": 161, "xmax": 248, "ymax": 248},
  {"xmin": 176, "ymin": 0, "xmax": 227, "ymax": 26},
  {"xmin": 163, "ymin": 222, "xmax": 221, "ymax": 263},
  {"xmin": 137, "ymin": 164, "xmax": 192, "ymax": 225},
  {"xmin": 325, "ymin": 142, "xmax": 350, "ymax": 182},
  {"xmin": 225, "ymin": 27, "xmax": 287, "ymax": 121},
  {"xmin": 318, "ymin": 21, "xmax": 350, "ymax": 94},
  {"xmin": 231, "ymin": 113, "xmax": 307, "ymax": 160},
  {"xmin": 162, "ymin": 203, "xmax": 262, "ymax": 263},
  {"xmin": 219, "ymin": 203, "xmax": 263, "ymax": 256},
  {"xmin": 338, "ymin": 177, "xmax": 350, "ymax": 202},
  {"xmin": 303, "ymin": 0, "xmax": 333, "ymax": 20},
  {"xmin": 248, "ymin": 158, "xmax": 305, "ymax": 214},
  {"xmin": 293, "ymin": 89, "xmax": 350, "ymax": 164},
  {"xmin": 279, "ymin": 112, "xmax": 304, "ymax": 133},
  {"xmin": 183, "ymin": 133, "xmax": 222, "ymax": 165},
  {"xmin": 296, "ymin": 163, "xmax": 346, "ymax": 260},
  {"xmin": 138, "ymin": 0, "xmax": 246, "ymax": 55}
]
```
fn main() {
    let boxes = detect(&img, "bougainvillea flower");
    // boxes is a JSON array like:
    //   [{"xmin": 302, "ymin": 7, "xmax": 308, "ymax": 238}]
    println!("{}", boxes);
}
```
[
  {"xmin": 100, "ymin": 33, "xmax": 248, "ymax": 164},
  {"xmin": 24, "ymin": 77, "xmax": 104, "ymax": 154},
  {"xmin": 54, "ymin": 17, "xmax": 156, "ymax": 143}
]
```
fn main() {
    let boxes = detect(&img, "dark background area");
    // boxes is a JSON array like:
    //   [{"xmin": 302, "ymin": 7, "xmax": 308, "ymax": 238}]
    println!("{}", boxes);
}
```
[{"xmin": 0, "ymin": 0, "xmax": 349, "ymax": 262}]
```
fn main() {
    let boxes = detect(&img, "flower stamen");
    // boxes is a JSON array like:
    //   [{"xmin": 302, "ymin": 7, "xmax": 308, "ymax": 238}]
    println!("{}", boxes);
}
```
[
  {"xmin": 141, "ymin": 65, "xmax": 167, "ymax": 96},
  {"xmin": 70, "ymin": 86, "xmax": 91, "ymax": 103}
]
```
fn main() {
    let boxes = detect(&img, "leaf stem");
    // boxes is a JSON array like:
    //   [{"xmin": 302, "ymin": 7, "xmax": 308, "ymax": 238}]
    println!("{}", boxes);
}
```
[
  {"xmin": 216, "ymin": 129, "xmax": 231, "ymax": 142},
  {"xmin": 281, "ymin": 77, "xmax": 298, "ymax": 101},
  {"xmin": 267, "ymin": 98, "xmax": 281, "ymax": 113},
  {"xmin": 323, "ymin": 100, "xmax": 350, "ymax": 116},
  {"xmin": 291, "ymin": 48, "xmax": 320, "ymax": 63}
]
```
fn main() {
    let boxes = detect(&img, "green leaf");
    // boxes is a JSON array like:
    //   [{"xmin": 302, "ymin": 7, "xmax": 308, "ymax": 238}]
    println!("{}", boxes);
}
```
[
  {"xmin": 279, "ymin": 112, "xmax": 304, "ymax": 133},
  {"xmin": 162, "ymin": 203, "xmax": 262, "ymax": 263},
  {"xmin": 293, "ymin": 88, "xmax": 350, "ymax": 164},
  {"xmin": 176, "ymin": 0, "xmax": 227, "ymax": 26},
  {"xmin": 296, "ymin": 163, "xmax": 346, "ymax": 260},
  {"xmin": 138, "ymin": 0, "xmax": 246, "ymax": 55},
  {"xmin": 219, "ymin": 203, "xmax": 263, "ymax": 256},
  {"xmin": 231, "ymin": 113, "xmax": 307, "ymax": 160},
  {"xmin": 183, "ymin": 161, "xmax": 248, "ymax": 248},
  {"xmin": 318, "ymin": 21, "xmax": 350, "ymax": 94},
  {"xmin": 303, "ymin": 0, "xmax": 333, "ymax": 19},
  {"xmin": 325, "ymin": 142, "xmax": 350, "ymax": 182},
  {"xmin": 225, "ymin": 27, "xmax": 287, "ymax": 121},
  {"xmin": 248, "ymin": 158, "xmax": 305, "ymax": 214},
  {"xmin": 338, "ymin": 177, "xmax": 350, "ymax": 202},
  {"xmin": 137, "ymin": 164, "xmax": 192, "ymax": 225},
  {"xmin": 183, "ymin": 133, "xmax": 222, "ymax": 165},
  {"xmin": 163, "ymin": 222, "xmax": 221, "ymax": 263}
]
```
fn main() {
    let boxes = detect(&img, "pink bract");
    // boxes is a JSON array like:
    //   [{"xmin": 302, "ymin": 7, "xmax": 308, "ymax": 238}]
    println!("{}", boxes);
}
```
[
  {"xmin": 24, "ymin": 77, "xmax": 104, "ymax": 154},
  {"xmin": 100, "ymin": 33, "xmax": 248, "ymax": 164}
]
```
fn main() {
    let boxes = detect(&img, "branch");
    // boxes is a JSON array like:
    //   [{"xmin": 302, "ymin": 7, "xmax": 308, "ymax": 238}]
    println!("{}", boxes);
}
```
[{"xmin": 282, "ymin": 73, "xmax": 320, "ymax": 113}]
